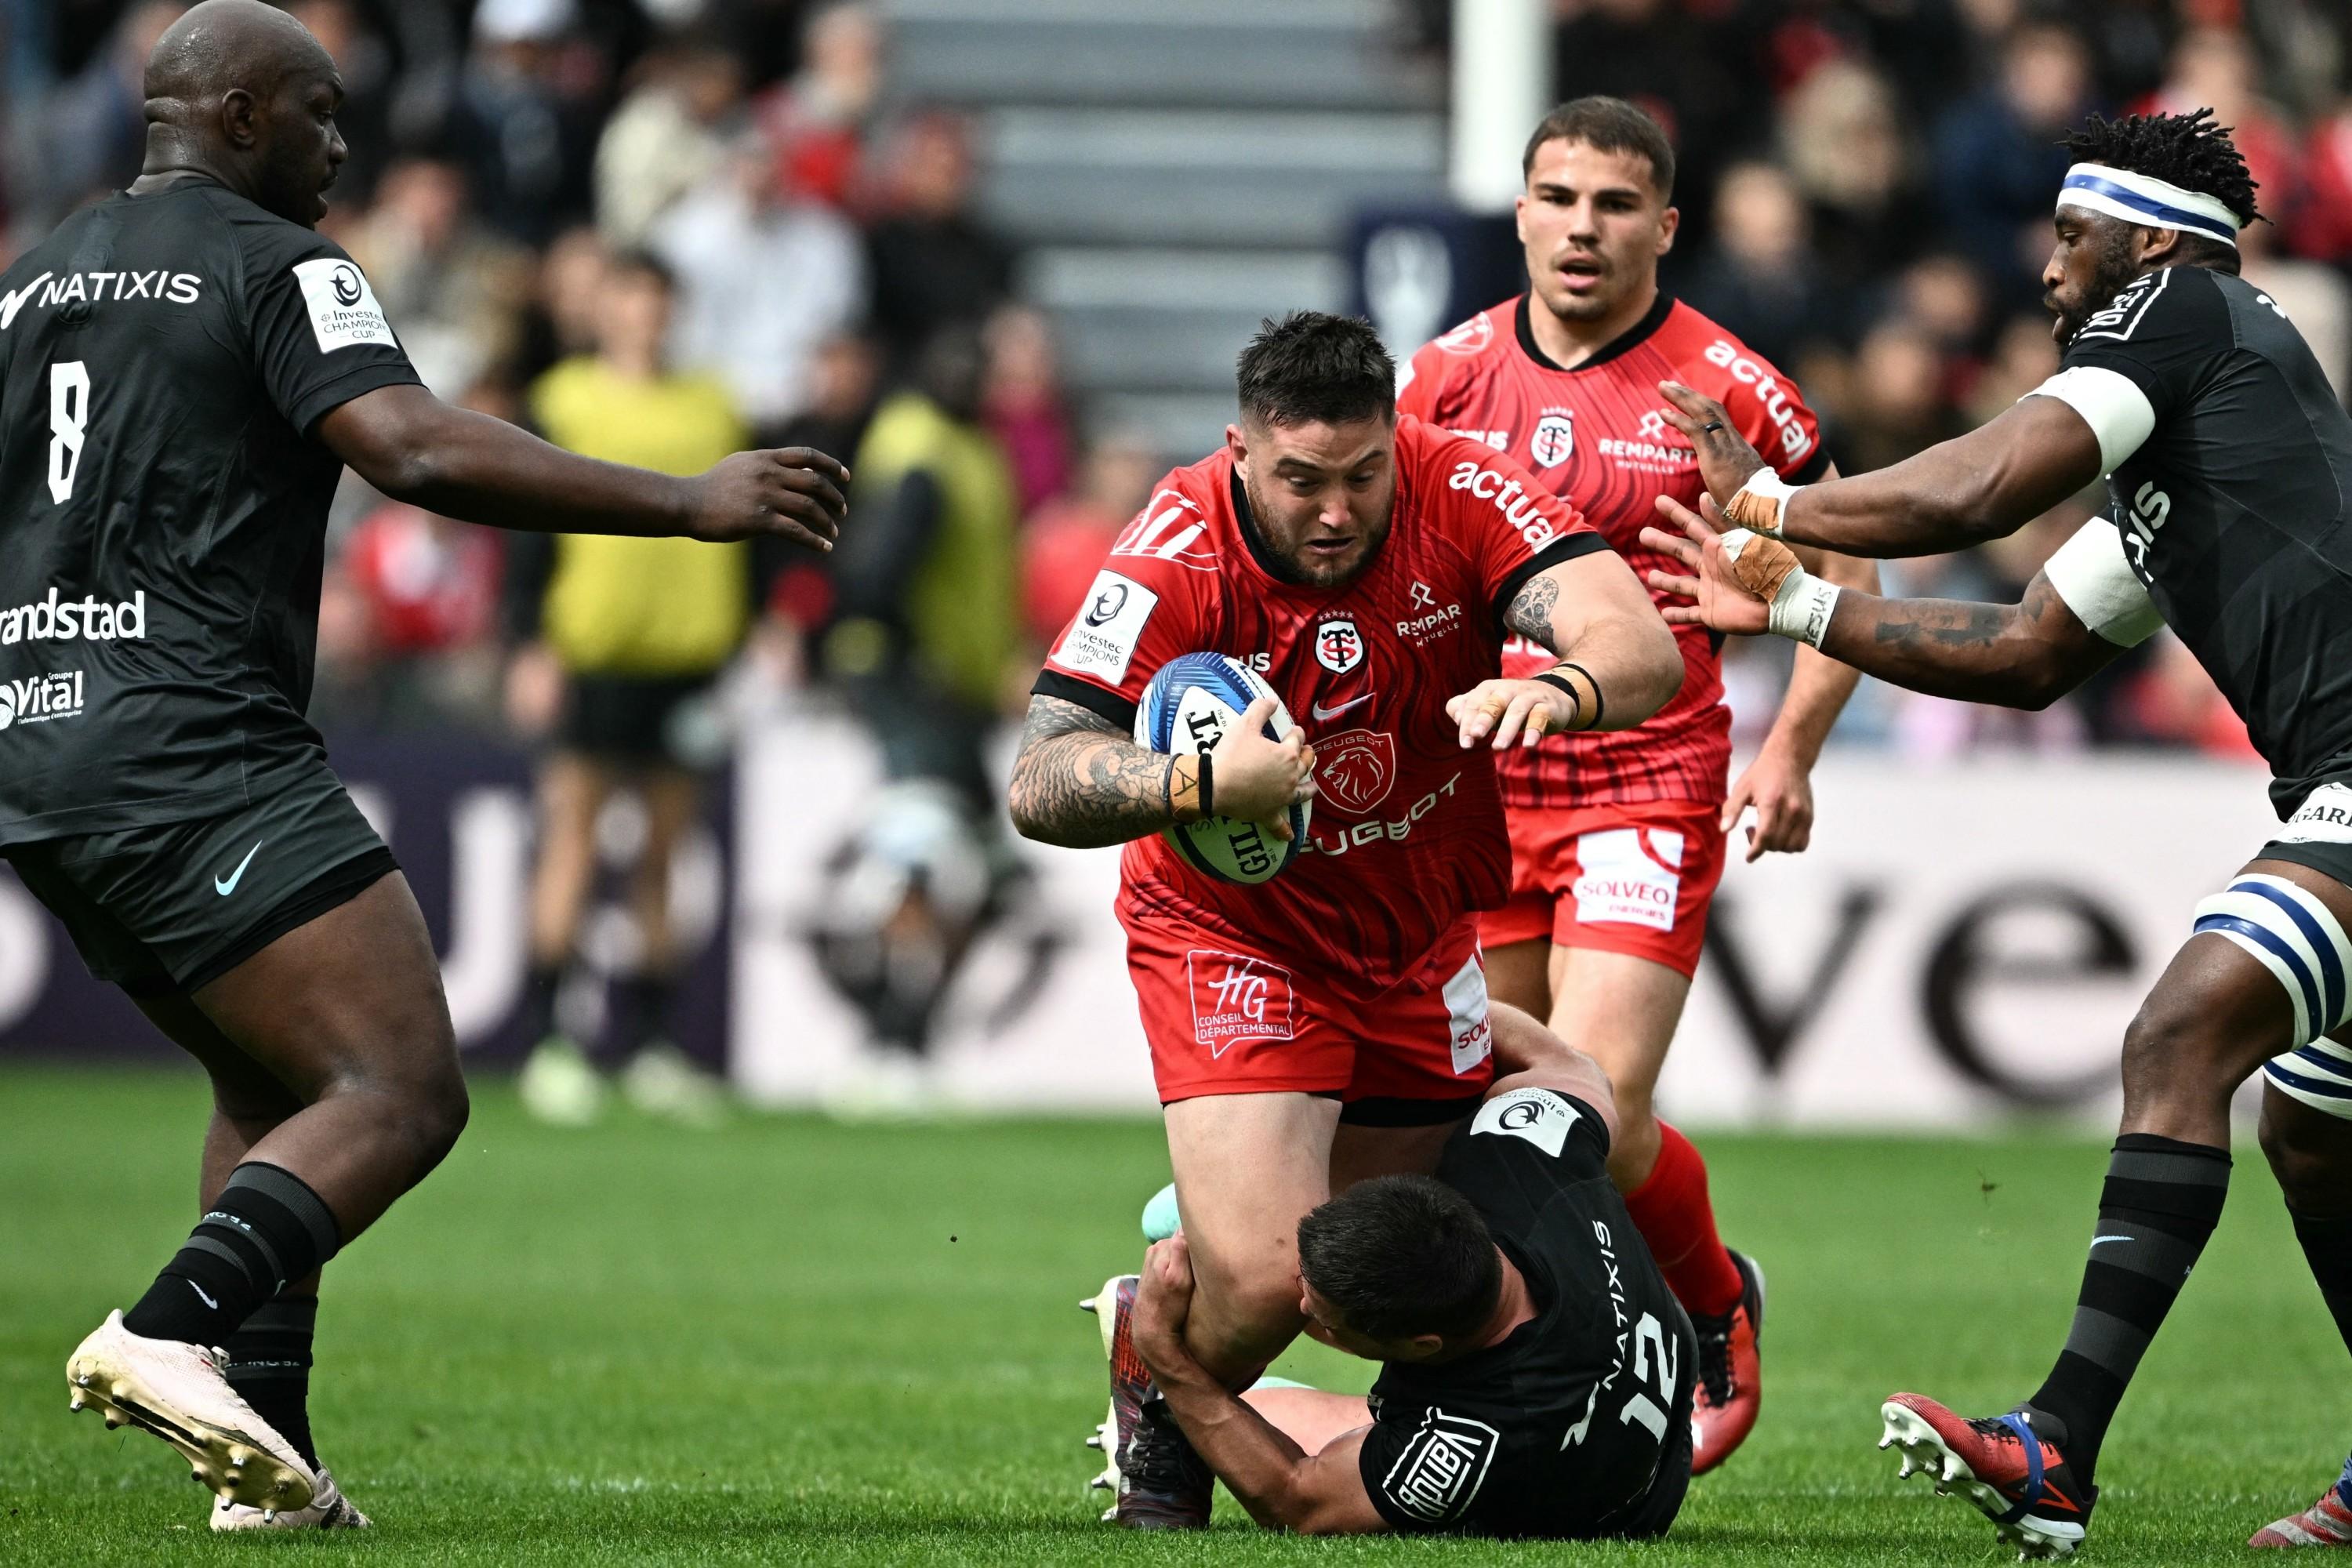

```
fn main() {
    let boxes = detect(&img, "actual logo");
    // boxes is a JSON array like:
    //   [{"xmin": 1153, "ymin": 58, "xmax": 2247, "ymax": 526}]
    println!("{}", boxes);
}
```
[
  {"xmin": 1381, "ymin": 1408, "xmax": 1500, "ymax": 1523},
  {"xmin": 1528, "ymin": 408, "xmax": 1574, "ymax": 466},
  {"xmin": 1314, "ymin": 728, "xmax": 1396, "ymax": 814},
  {"xmin": 1186, "ymin": 950, "xmax": 1295, "ymax": 1053},
  {"xmin": 1314, "ymin": 619, "xmax": 1364, "ymax": 675}
]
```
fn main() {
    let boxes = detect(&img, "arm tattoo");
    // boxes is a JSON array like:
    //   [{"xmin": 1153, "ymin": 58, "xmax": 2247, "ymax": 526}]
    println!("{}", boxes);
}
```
[
  {"xmin": 1504, "ymin": 572, "xmax": 1562, "ymax": 647},
  {"xmin": 1007, "ymin": 695, "xmax": 1180, "ymax": 849},
  {"xmin": 1822, "ymin": 571, "xmax": 2118, "ymax": 709},
  {"xmin": 1865, "ymin": 601, "xmax": 2011, "ymax": 650}
]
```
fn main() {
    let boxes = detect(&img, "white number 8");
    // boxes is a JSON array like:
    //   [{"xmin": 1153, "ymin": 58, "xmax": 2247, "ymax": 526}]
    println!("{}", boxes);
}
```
[{"xmin": 49, "ymin": 360, "xmax": 89, "ymax": 505}]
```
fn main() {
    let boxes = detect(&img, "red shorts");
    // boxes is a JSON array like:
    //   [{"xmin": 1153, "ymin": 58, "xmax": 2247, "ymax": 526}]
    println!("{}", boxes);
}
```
[
  {"xmin": 1126, "ymin": 913, "xmax": 1494, "ymax": 1118},
  {"xmin": 1479, "ymin": 800, "xmax": 1727, "ymax": 980}
]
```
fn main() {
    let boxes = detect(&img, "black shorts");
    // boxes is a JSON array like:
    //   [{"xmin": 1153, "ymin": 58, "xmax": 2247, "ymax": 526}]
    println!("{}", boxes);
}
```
[
  {"xmin": 557, "ymin": 671, "xmax": 715, "ymax": 767},
  {"xmin": 1, "ymin": 760, "xmax": 397, "ymax": 997}
]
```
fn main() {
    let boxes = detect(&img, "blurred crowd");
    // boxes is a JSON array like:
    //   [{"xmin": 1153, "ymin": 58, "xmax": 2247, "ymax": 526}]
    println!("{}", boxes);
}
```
[{"xmin": 6, "ymin": 0, "xmax": 2339, "ymax": 770}]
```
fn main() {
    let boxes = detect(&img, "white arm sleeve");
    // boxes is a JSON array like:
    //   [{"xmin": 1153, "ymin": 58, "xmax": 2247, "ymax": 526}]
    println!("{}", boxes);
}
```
[
  {"xmin": 2024, "ymin": 365, "xmax": 2157, "ymax": 475},
  {"xmin": 2042, "ymin": 517, "xmax": 2166, "ymax": 647}
]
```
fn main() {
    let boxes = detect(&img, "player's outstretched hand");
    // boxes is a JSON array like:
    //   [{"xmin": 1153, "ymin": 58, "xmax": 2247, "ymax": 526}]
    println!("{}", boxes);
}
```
[
  {"xmin": 1656, "ymin": 381, "xmax": 1772, "ymax": 516},
  {"xmin": 1639, "ymin": 495, "xmax": 1773, "ymax": 636},
  {"xmin": 1131, "ymin": 1233, "xmax": 1197, "ymax": 1377},
  {"xmin": 686, "ymin": 448, "xmax": 852, "ymax": 549},
  {"xmin": 1210, "ymin": 695, "xmax": 1317, "ymax": 843},
  {"xmin": 1723, "ymin": 750, "xmax": 1817, "ymax": 862},
  {"xmin": 1447, "ymin": 678, "xmax": 1579, "ymax": 750}
]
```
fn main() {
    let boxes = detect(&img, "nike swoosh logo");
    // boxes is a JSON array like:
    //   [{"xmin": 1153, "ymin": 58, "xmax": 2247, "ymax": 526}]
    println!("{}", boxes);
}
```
[
  {"xmin": 0, "ymin": 272, "xmax": 52, "ymax": 330},
  {"xmin": 215, "ymin": 841, "xmax": 263, "ymax": 898},
  {"xmin": 2090, "ymin": 1235, "xmax": 2132, "ymax": 1246},
  {"xmin": 187, "ymin": 1279, "xmax": 218, "ymax": 1310},
  {"xmin": 1312, "ymin": 693, "xmax": 1374, "ymax": 722}
]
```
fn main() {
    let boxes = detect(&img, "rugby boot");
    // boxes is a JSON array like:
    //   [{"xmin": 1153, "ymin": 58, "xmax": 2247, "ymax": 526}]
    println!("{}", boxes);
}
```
[
  {"xmin": 2252, "ymin": 1461, "xmax": 2352, "ymax": 1548},
  {"xmin": 1080, "ymin": 1274, "xmax": 1212, "ymax": 1529},
  {"xmin": 1879, "ymin": 1393, "xmax": 2093, "ymax": 1559},
  {"xmin": 1689, "ymin": 1250, "xmax": 1766, "ymax": 1475},
  {"xmin": 67, "ymin": 1311, "xmax": 317, "ymax": 1515},
  {"xmin": 213, "ymin": 1468, "xmax": 370, "ymax": 1530}
]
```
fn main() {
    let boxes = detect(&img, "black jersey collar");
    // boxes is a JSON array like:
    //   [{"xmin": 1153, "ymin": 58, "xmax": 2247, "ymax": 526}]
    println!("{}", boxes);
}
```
[{"xmin": 1515, "ymin": 289, "xmax": 1675, "ymax": 374}]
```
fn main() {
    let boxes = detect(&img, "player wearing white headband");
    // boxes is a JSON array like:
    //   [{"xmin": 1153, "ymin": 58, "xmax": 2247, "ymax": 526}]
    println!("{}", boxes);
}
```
[{"xmin": 1641, "ymin": 107, "xmax": 2352, "ymax": 1558}]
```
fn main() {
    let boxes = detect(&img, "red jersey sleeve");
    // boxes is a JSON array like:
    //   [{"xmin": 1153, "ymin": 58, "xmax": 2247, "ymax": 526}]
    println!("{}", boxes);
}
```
[
  {"xmin": 1032, "ymin": 472, "xmax": 1218, "ymax": 729},
  {"xmin": 1697, "ymin": 335, "xmax": 1833, "ymax": 484},
  {"xmin": 1396, "ymin": 336, "xmax": 1453, "ymax": 423},
  {"xmin": 1410, "ymin": 418, "xmax": 1612, "ymax": 623}
]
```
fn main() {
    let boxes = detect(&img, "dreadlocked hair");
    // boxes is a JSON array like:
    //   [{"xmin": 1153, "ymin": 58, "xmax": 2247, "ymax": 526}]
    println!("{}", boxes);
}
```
[{"xmin": 2063, "ymin": 107, "xmax": 2263, "ymax": 228}]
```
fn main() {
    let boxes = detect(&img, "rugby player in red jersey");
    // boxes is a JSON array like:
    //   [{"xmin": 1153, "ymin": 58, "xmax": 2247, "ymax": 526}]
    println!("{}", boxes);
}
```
[
  {"xmin": 1008, "ymin": 311, "xmax": 1683, "ymax": 1526},
  {"xmin": 1396, "ymin": 97, "xmax": 1880, "ymax": 1472}
]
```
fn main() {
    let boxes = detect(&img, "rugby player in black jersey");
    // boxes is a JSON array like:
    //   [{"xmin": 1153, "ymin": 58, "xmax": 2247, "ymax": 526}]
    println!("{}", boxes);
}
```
[
  {"xmin": 1641, "ymin": 109, "xmax": 2352, "ymax": 1556},
  {"xmin": 1091, "ymin": 1006, "xmax": 1693, "ymax": 1540},
  {"xmin": 0, "ymin": 0, "xmax": 847, "ymax": 1527}
]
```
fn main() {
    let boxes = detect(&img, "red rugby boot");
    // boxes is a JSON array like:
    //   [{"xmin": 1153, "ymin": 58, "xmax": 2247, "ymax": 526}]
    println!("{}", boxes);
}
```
[
  {"xmin": 2252, "ymin": 1472, "xmax": 2352, "ymax": 1548},
  {"xmin": 1878, "ymin": 1393, "xmax": 2094, "ymax": 1559},
  {"xmin": 1080, "ymin": 1274, "xmax": 1211, "ymax": 1530},
  {"xmin": 1689, "ymin": 1250, "xmax": 1765, "ymax": 1475}
]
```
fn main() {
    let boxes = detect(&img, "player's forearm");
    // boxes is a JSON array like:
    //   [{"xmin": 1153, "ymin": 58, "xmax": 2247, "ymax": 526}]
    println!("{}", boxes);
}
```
[
  {"xmin": 1149, "ymin": 1359, "xmax": 1325, "ymax": 1532},
  {"xmin": 1815, "ymin": 593, "xmax": 2079, "ymax": 710},
  {"xmin": 1552, "ymin": 612, "xmax": 1682, "ymax": 731},
  {"xmin": 1767, "ymin": 638, "xmax": 1862, "ymax": 767},
  {"xmin": 1776, "ymin": 408, "xmax": 2099, "ymax": 557},
  {"xmin": 361, "ymin": 402, "xmax": 695, "ymax": 537},
  {"xmin": 1006, "ymin": 731, "xmax": 1182, "ymax": 849}
]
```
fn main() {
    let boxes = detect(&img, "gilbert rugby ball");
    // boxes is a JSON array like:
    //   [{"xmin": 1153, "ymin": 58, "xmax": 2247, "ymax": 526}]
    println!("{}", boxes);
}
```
[{"xmin": 1133, "ymin": 652, "xmax": 1310, "ymax": 885}]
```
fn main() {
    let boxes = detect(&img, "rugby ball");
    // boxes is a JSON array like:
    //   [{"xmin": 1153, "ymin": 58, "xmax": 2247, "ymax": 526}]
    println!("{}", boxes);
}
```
[{"xmin": 1134, "ymin": 653, "xmax": 1311, "ymax": 885}]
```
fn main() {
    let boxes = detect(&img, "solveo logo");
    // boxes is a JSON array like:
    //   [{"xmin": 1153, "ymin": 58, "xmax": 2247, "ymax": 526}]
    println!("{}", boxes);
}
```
[
  {"xmin": 0, "ymin": 670, "xmax": 87, "ymax": 731},
  {"xmin": 0, "ymin": 588, "xmax": 147, "ymax": 646}
]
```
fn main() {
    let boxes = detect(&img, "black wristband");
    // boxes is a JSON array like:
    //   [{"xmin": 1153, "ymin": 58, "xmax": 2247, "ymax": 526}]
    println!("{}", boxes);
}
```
[
  {"xmin": 1559, "ymin": 662, "xmax": 1604, "ymax": 730},
  {"xmin": 1196, "ymin": 750, "xmax": 1215, "ymax": 818},
  {"xmin": 1530, "ymin": 671, "xmax": 1584, "ymax": 728}
]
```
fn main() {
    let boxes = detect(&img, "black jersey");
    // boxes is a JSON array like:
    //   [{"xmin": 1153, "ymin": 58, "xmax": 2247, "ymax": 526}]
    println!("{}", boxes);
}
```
[
  {"xmin": 2056, "ymin": 264, "xmax": 2352, "ymax": 814},
  {"xmin": 0, "ymin": 178, "xmax": 419, "ymax": 845},
  {"xmin": 1356, "ymin": 1087, "xmax": 1695, "ymax": 1538}
]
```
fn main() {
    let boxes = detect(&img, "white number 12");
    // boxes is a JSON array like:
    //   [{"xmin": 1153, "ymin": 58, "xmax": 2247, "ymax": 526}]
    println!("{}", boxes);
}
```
[{"xmin": 49, "ymin": 360, "xmax": 89, "ymax": 504}]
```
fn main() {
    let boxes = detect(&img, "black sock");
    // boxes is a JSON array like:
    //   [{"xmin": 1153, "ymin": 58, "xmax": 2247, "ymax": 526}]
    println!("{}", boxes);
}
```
[
  {"xmin": 2026, "ymin": 1134, "xmax": 2230, "ymax": 1486},
  {"xmin": 2289, "ymin": 1207, "xmax": 2352, "ymax": 1359},
  {"xmin": 122, "ymin": 1163, "xmax": 342, "ymax": 1347},
  {"xmin": 521, "ymin": 960, "xmax": 564, "ymax": 1044},
  {"xmin": 224, "ymin": 1295, "xmax": 318, "ymax": 1468},
  {"xmin": 612, "ymin": 973, "xmax": 677, "ymax": 1059}
]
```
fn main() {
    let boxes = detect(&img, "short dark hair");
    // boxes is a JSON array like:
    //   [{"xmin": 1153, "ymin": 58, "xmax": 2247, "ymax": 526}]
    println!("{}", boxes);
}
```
[
  {"xmin": 1297, "ymin": 1175, "xmax": 1502, "ymax": 1343},
  {"xmin": 1235, "ymin": 311, "xmax": 1396, "ymax": 429},
  {"xmin": 604, "ymin": 247, "xmax": 677, "ymax": 294},
  {"xmin": 1522, "ymin": 96, "xmax": 1675, "ymax": 198},
  {"xmin": 2063, "ymin": 107, "xmax": 2263, "ymax": 234}
]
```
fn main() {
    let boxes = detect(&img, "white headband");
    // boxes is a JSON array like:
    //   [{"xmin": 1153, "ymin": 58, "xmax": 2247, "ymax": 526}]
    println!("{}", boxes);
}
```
[{"xmin": 2056, "ymin": 163, "xmax": 2242, "ymax": 247}]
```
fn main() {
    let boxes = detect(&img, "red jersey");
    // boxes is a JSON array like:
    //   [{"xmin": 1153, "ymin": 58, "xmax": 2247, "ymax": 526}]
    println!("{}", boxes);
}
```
[
  {"xmin": 1398, "ymin": 293, "xmax": 1830, "ymax": 808},
  {"xmin": 1036, "ymin": 415, "xmax": 1606, "ymax": 997}
]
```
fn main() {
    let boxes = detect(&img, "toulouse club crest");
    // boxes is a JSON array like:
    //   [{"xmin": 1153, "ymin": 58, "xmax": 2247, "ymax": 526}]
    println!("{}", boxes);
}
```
[
  {"xmin": 1316, "ymin": 728, "xmax": 1396, "ymax": 814},
  {"xmin": 1315, "ymin": 619, "xmax": 1365, "ymax": 675},
  {"xmin": 1529, "ymin": 409, "xmax": 1574, "ymax": 467}
]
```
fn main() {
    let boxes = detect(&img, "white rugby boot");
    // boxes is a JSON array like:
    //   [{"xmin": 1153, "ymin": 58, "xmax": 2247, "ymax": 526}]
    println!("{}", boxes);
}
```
[
  {"xmin": 212, "ymin": 1467, "xmax": 369, "ymax": 1530},
  {"xmin": 67, "ymin": 1310, "xmax": 317, "ymax": 1514}
]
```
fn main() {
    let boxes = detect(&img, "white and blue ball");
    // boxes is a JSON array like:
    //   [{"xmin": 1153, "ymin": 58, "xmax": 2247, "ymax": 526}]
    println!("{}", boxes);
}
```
[{"xmin": 1133, "ymin": 652, "xmax": 1310, "ymax": 886}]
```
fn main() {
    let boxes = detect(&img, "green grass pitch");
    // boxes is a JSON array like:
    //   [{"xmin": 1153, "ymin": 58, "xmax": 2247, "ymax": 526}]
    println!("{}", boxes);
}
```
[{"xmin": 1, "ymin": 1064, "xmax": 2343, "ymax": 1565}]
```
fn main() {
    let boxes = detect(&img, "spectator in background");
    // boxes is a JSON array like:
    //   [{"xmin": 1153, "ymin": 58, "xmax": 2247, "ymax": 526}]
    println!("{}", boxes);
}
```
[
  {"xmin": 812, "ymin": 325, "xmax": 1021, "ymax": 1112},
  {"xmin": 2295, "ymin": 98, "xmax": 2352, "ymax": 264},
  {"xmin": 1780, "ymin": 60, "xmax": 1932, "ymax": 295},
  {"xmin": 1020, "ymin": 430, "xmax": 1160, "ymax": 649},
  {"xmin": 1933, "ymin": 20, "xmax": 2092, "ymax": 306},
  {"xmin": 1680, "ymin": 162, "xmax": 1835, "ymax": 373},
  {"xmin": 446, "ymin": 0, "xmax": 602, "ymax": 246},
  {"xmin": 2141, "ymin": 28, "xmax": 2301, "ymax": 220},
  {"xmin": 343, "ymin": 155, "xmax": 536, "ymax": 397},
  {"xmin": 506, "ymin": 252, "xmax": 753, "ymax": 1129},
  {"xmin": 20, "ymin": 0, "xmax": 181, "ymax": 225},
  {"xmin": 654, "ymin": 134, "xmax": 866, "ymax": 437},
  {"xmin": 593, "ymin": 31, "xmax": 744, "ymax": 249},
  {"xmin": 756, "ymin": 2, "xmax": 884, "ymax": 216},
  {"xmin": 1826, "ymin": 318, "xmax": 1966, "ymax": 475},
  {"xmin": 865, "ymin": 109, "xmax": 1014, "ymax": 368},
  {"xmin": 982, "ymin": 303, "xmax": 1076, "ymax": 519}
]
